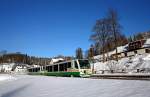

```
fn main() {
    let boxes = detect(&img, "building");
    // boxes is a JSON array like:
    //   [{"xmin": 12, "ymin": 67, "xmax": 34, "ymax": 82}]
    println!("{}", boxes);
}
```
[
  {"xmin": 13, "ymin": 65, "xmax": 28, "ymax": 74},
  {"xmin": 0, "ymin": 63, "xmax": 29, "ymax": 74},
  {"xmin": 126, "ymin": 39, "xmax": 150, "ymax": 57},
  {"xmin": 94, "ymin": 38, "xmax": 150, "ymax": 61},
  {"xmin": 0, "ymin": 63, "xmax": 15, "ymax": 73}
]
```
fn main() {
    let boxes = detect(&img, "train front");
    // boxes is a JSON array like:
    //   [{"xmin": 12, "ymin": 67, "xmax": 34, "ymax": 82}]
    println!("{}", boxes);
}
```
[{"xmin": 77, "ymin": 59, "xmax": 92, "ymax": 77}]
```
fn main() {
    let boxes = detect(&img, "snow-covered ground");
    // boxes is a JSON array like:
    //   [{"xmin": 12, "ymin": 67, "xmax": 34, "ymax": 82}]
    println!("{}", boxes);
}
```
[
  {"xmin": 94, "ymin": 54, "xmax": 150, "ymax": 73},
  {"xmin": 0, "ymin": 75, "xmax": 150, "ymax": 97},
  {"xmin": 94, "ymin": 38, "xmax": 150, "ymax": 73},
  {"xmin": 0, "ymin": 74, "xmax": 16, "ymax": 82}
]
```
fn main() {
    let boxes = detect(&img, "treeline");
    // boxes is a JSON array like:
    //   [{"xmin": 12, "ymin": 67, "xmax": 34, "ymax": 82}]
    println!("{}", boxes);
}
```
[
  {"xmin": 128, "ymin": 31, "xmax": 150, "ymax": 42},
  {"xmin": 0, "ymin": 53, "xmax": 51, "ymax": 65},
  {"xmin": 76, "ymin": 31, "xmax": 150, "ymax": 60},
  {"xmin": 75, "ymin": 8, "xmax": 150, "ymax": 61},
  {"xmin": 75, "ymin": 8, "xmax": 125, "ymax": 61}
]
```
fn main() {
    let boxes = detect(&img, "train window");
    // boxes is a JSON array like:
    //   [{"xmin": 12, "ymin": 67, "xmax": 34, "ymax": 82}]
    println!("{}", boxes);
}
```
[
  {"xmin": 34, "ymin": 68, "xmax": 36, "ymax": 72},
  {"xmin": 75, "ymin": 61, "xmax": 78, "ymax": 69},
  {"xmin": 59, "ymin": 64, "xmax": 64, "ymax": 71},
  {"xmin": 28, "ymin": 69, "xmax": 31, "ymax": 72},
  {"xmin": 35, "ymin": 68, "xmax": 39, "ymax": 72},
  {"xmin": 46, "ymin": 66, "xmax": 48, "ymax": 71},
  {"xmin": 79, "ymin": 60, "xmax": 90, "ymax": 69},
  {"xmin": 38, "ymin": 68, "xmax": 40, "ymax": 72},
  {"xmin": 49, "ymin": 66, "xmax": 52, "ymax": 72},
  {"xmin": 67, "ymin": 62, "xmax": 71, "ymax": 68},
  {"xmin": 47, "ymin": 66, "xmax": 52, "ymax": 72},
  {"xmin": 54, "ymin": 65, "xmax": 58, "ymax": 72},
  {"xmin": 64, "ymin": 63, "xmax": 67, "ymax": 71}
]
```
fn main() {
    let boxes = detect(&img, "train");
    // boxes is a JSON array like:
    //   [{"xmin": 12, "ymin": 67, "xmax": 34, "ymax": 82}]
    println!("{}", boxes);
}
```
[{"xmin": 28, "ymin": 59, "xmax": 92, "ymax": 77}]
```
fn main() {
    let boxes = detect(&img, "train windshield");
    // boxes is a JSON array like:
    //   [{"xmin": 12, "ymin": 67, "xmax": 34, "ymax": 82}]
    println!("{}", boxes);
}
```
[{"xmin": 78, "ymin": 60, "xmax": 90, "ymax": 69}]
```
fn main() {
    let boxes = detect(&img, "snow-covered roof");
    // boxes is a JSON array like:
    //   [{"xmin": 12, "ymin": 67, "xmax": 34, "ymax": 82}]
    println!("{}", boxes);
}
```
[
  {"xmin": 94, "ymin": 45, "xmax": 127, "ymax": 59},
  {"xmin": 15, "ymin": 65, "xmax": 27, "ymax": 69},
  {"xmin": 51, "ymin": 58, "xmax": 64, "ymax": 63},
  {"xmin": 110, "ymin": 45, "xmax": 127, "ymax": 55}
]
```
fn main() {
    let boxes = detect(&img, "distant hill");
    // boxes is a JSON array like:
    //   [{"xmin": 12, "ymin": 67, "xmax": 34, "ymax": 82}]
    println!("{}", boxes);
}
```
[{"xmin": 0, "ymin": 53, "xmax": 51, "ymax": 65}]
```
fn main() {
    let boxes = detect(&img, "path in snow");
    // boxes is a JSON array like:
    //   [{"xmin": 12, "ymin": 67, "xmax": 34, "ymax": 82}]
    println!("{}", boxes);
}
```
[{"xmin": 0, "ymin": 75, "xmax": 150, "ymax": 97}]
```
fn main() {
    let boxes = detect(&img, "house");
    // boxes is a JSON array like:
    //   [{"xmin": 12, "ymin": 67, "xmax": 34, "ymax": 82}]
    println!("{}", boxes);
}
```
[
  {"xmin": 126, "ymin": 39, "xmax": 150, "ymax": 57},
  {"xmin": 12, "ymin": 63, "xmax": 29, "ymax": 74},
  {"xmin": 0, "ymin": 62, "xmax": 29, "ymax": 74},
  {"xmin": 0, "ymin": 63, "xmax": 15, "ymax": 73},
  {"xmin": 94, "ymin": 45, "xmax": 128, "ymax": 61},
  {"xmin": 14, "ymin": 65, "xmax": 27, "ymax": 74},
  {"xmin": 109, "ymin": 39, "xmax": 150, "ymax": 59},
  {"xmin": 94, "ymin": 38, "xmax": 150, "ymax": 61},
  {"xmin": 110, "ymin": 45, "xmax": 128, "ymax": 59}
]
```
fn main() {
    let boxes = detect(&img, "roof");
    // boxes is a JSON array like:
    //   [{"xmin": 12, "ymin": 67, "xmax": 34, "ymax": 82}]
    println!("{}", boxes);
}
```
[
  {"xmin": 94, "ymin": 45, "xmax": 127, "ymax": 59},
  {"xmin": 51, "ymin": 58, "xmax": 64, "ymax": 63}
]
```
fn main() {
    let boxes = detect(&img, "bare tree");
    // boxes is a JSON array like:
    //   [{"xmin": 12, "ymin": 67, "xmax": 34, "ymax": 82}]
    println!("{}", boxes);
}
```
[
  {"xmin": 107, "ymin": 8, "xmax": 122, "ymax": 61},
  {"xmin": 76, "ymin": 48, "xmax": 83, "ymax": 59},
  {"xmin": 91, "ymin": 18, "xmax": 111, "ymax": 62},
  {"xmin": 88, "ymin": 44, "xmax": 95, "ymax": 59}
]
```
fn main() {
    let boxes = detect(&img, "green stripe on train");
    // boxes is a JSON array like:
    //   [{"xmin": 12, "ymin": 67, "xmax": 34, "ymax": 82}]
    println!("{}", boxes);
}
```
[{"xmin": 28, "ymin": 72, "xmax": 80, "ymax": 77}]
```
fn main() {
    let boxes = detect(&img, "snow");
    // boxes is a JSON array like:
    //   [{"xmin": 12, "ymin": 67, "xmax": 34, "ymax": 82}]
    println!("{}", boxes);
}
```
[
  {"xmin": 94, "ymin": 54, "xmax": 150, "ymax": 73},
  {"xmin": 50, "ymin": 58, "xmax": 64, "ymax": 64},
  {"xmin": 143, "ymin": 54, "xmax": 150, "ymax": 61},
  {"xmin": 94, "ymin": 45, "xmax": 127, "ymax": 60},
  {"xmin": 93, "ymin": 38, "xmax": 150, "ymax": 73},
  {"xmin": 111, "ymin": 45, "xmax": 127, "ymax": 54},
  {"xmin": 0, "ymin": 74, "xmax": 16, "ymax": 82},
  {"xmin": 143, "ymin": 38, "xmax": 150, "ymax": 47},
  {"xmin": 94, "ymin": 62, "xmax": 108, "ymax": 73},
  {"xmin": 94, "ymin": 38, "xmax": 150, "ymax": 61},
  {"xmin": 0, "ymin": 75, "xmax": 150, "ymax": 97},
  {"xmin": 0, "ymin": 76, "xmax": 9, "ymax": 81},
  {"xmin": 139, "ymin": 61, "xmax": 150, "ymax": 69}
]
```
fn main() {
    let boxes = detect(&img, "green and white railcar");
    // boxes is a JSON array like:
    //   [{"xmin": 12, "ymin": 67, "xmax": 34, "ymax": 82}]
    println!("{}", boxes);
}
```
[{"xmin": 28, "ymin": 59, "xmax": 92, "ymax": 77}]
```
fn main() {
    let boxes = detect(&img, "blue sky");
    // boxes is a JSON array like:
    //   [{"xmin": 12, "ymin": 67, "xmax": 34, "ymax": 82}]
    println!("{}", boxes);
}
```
[{"xmin": 0, "ymin": 0, "xmax": 150, "ymax": 57}]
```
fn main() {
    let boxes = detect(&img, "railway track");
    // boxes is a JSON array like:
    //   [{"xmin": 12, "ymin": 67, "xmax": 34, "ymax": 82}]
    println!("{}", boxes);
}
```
[{"xmin": 90, "ymin": 74, "xmax": 150, "ymax": 80}]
